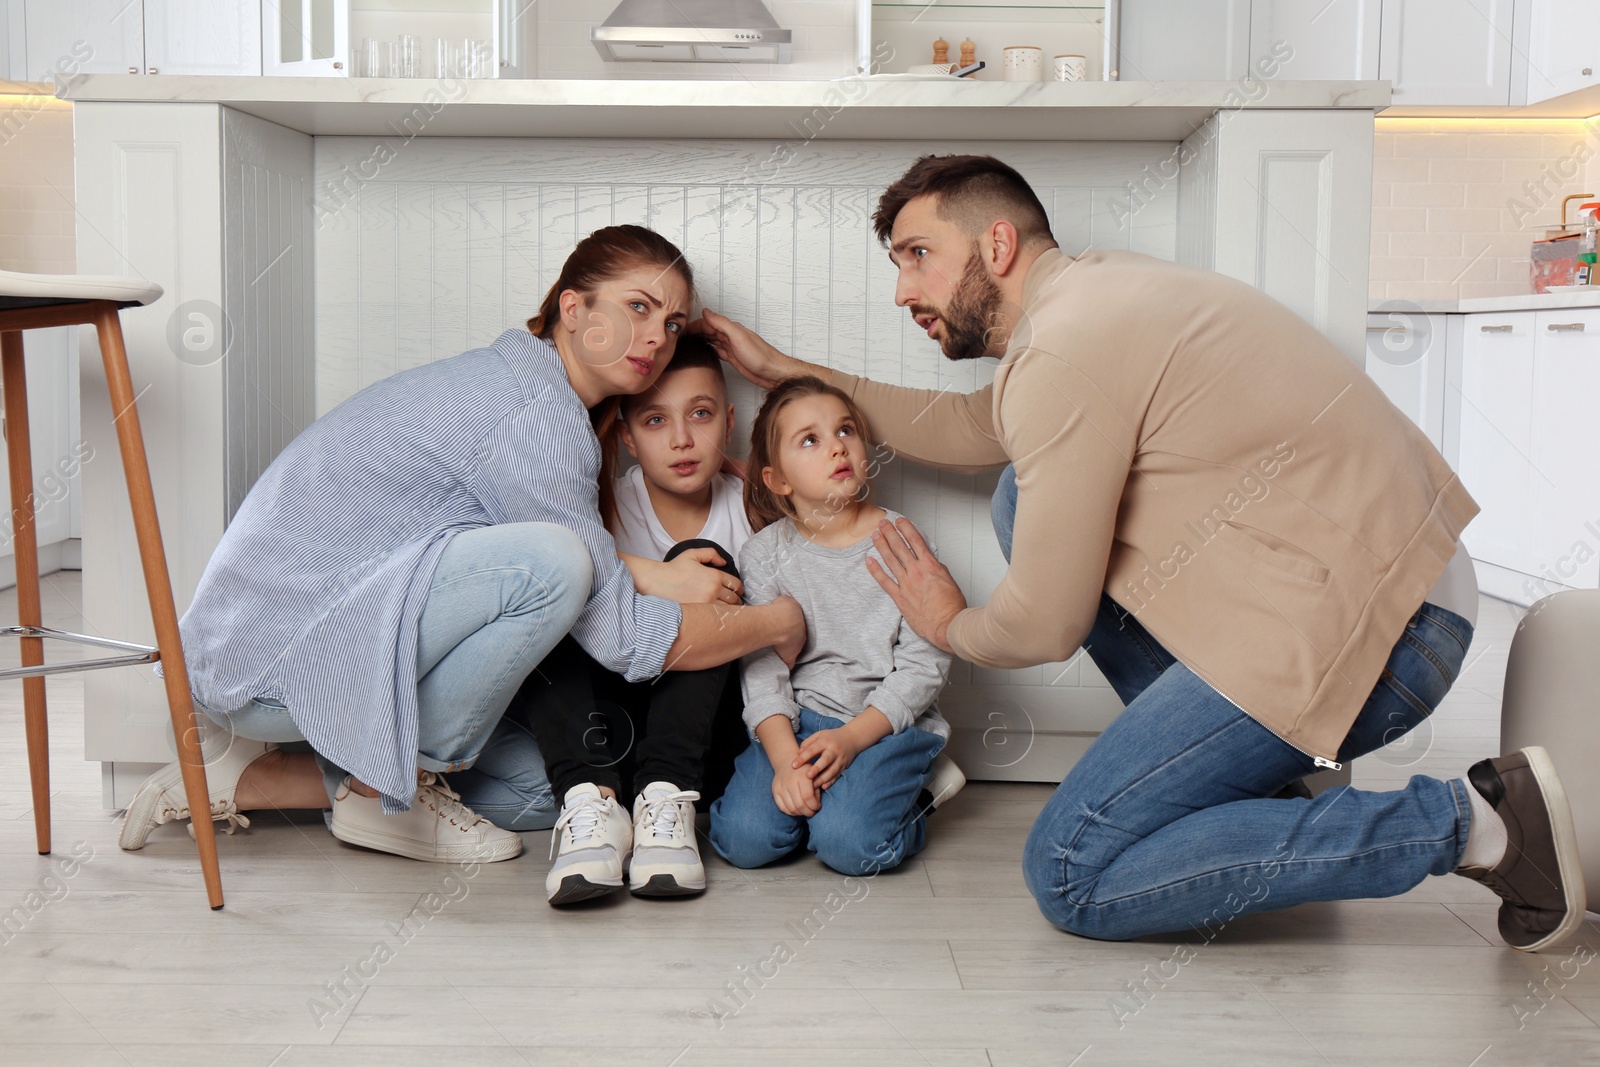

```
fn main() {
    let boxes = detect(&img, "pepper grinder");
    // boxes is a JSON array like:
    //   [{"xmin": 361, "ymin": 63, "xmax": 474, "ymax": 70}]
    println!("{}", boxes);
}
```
[
  {"xmin": 960, "ymin": 38, "xmax": 976, "ymax": 70},
  {"xmin": 933, "ymin": 38, "xmax": 949, "ymax": 66}
]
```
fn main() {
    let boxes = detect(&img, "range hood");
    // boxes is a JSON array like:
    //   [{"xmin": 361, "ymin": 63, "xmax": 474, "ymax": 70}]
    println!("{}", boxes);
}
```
[{"xmin": 591, "ymin": 0, "xmax": 793, "ymax": 63}]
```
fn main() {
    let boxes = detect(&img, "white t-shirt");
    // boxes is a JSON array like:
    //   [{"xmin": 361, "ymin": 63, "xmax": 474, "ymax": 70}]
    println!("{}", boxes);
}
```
[{"xmin": 612, "ymin": 464, "xmax": 754, "ymax": 563}]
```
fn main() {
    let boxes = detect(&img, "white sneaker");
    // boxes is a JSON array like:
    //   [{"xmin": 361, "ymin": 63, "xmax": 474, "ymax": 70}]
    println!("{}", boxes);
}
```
[
  {"xmin": 629, "ymin": 781, "xmax": 705, "ymax": 897},
  {"xmin": 546, "ymin": 783, "xmax": 632, "ymax": 906},
  {"xmin": 330, "ymin": 772, "xmax": 522, "ymax": 863},
  {"xmin": 118, "ymin": 735, "xmax": 269, "ymax": 850},
  {"xmin": 924, "ymin": 754, "xmax": 967, "ymax": 811}
]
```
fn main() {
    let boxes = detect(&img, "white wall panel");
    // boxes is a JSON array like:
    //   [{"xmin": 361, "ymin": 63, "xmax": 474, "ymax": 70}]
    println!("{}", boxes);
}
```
[{"xmin": 311, "ymin": 136, "xmax": 1180, "ymax": 780}]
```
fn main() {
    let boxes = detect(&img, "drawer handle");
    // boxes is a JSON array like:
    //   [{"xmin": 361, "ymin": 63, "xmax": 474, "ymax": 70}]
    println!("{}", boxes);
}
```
[
  {"xmin": 1547, "ymin": 322, "xmax": 1586, "ymax": 332},
  {"xmin": 1479, "ymin": 324, "xmax": 1514, "ymax": 333},
  {"xmin": 1366, "ymin": 325, "xmax": 1407, "ymax": 333}
]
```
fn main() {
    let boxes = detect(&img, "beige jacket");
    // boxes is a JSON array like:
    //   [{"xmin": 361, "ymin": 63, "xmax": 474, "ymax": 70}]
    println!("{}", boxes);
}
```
[{"xmin": 828, "ymin": 248, "xmax": 1478, "ymax": 762}]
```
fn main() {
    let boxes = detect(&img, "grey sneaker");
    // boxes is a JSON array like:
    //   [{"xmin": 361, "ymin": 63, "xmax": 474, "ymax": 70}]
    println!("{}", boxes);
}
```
[
  {"xmin": 1454, "ymin": 747, "xmax": 1587, "ymax": 952},
  {"xmin": 547, "ymin": 784, "xmax": 632, "ymax": 906},
  {"xmin": 629, "ymin": 781, "xmax": 705, "ymax": 897}
]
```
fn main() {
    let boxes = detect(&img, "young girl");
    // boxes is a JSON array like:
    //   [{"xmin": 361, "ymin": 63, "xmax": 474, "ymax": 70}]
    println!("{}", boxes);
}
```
[
  {"xmin": 708, "ymin": 376, "xmax": 963, "ymax": 877},
  {"xmin": 516, "ymin": 336, "xmax": 756, "ymax": 905}
]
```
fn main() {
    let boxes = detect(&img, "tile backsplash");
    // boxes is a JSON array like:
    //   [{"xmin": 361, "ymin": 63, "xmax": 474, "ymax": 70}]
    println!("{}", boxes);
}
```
[
  {"xmin": 0, "ymin": 96, "xmax": 75, "ymax": 274},
  {"xmin": 1370, "ymin": 119, "xmax": 1600, "ymax": 304}
]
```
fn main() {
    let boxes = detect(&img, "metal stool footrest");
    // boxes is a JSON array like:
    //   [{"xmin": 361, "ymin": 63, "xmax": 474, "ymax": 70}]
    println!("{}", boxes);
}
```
[{"xmin": 0, "ymin": 625, "xmax": 159, "ymax": 679}]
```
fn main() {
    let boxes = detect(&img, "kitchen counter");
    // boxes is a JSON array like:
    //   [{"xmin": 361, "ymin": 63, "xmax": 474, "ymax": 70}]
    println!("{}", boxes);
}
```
[
  {"xmin": 66, "ymin": 76, "xmax": 1379, "ymax": 800},
  {"xmin": 1371, "ymin": 291, "xmax": 1600, "ymax": 314},
  {"xmin": 60, "ymin": 74, "xmax": 1390, "ymax": 141}
]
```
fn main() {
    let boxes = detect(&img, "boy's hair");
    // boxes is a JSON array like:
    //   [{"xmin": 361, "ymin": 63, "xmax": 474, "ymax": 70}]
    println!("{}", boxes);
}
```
[
  {"xmin": 744, "ymin": 375, "xmax": 875, "ymax": 533},
  {"xmin": 600, "ymin": 334, "xmax": 730, "ymax": 533},
  {"xmin": 618, "ymin": 334, "xmax": 727, "ymax": 421}
]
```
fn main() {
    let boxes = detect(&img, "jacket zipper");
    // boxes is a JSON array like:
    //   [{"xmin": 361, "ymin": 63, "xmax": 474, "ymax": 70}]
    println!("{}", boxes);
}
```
[{"xmin": 1203, "ymin": 676, "xmax": 1344, "ymax": 772}]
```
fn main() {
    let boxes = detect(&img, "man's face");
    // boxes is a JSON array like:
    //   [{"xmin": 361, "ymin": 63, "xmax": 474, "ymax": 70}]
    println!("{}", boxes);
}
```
[{"xmin": 887, "ymin": 195, "xmax": 1005, "ymax": 362}]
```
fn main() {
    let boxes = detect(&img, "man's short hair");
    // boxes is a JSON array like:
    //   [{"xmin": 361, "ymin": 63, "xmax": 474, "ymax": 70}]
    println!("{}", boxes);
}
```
[{"xmin": 873, "ymin": 155, "xmax": 1056, "ymax": 250}]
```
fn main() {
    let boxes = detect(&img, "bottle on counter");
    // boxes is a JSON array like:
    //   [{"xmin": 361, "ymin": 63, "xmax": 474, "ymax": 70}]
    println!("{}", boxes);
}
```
[{"xmin": 1580, "ymin": 202, "xmax": 1599, "ymax": 285}]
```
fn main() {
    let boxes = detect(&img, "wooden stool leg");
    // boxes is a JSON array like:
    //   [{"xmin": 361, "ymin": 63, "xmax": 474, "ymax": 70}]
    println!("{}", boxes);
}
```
[
  {"xmin": 93, "ymin": 307, "xmax": 224, "ymax": 909},
  {"xmin": 2, "ymin": 330, "xmax": 50, "ymax": 855}
]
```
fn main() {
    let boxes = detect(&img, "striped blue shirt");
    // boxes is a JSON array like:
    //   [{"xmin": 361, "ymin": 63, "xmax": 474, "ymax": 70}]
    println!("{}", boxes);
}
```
[{"xmin": 178, "ymin": 330, "xmax": 682, "ymax": 811}]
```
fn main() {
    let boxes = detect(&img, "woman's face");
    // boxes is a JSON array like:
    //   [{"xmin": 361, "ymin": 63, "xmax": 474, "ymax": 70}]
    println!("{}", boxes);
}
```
[{"xmin": 557, "ymin": 265, "xmax": 692, "ymax": 401}]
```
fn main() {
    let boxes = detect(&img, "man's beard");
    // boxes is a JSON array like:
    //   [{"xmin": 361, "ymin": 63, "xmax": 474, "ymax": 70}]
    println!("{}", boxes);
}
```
[{"xmin": 933, "ymin": 250, "xmax": 1004, "ymax": 362}]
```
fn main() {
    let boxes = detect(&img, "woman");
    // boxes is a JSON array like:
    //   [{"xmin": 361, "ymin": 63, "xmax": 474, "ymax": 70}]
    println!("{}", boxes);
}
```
[{"xmin": 118, "ymin": 225, "xmax": 804, "ymax": 863}]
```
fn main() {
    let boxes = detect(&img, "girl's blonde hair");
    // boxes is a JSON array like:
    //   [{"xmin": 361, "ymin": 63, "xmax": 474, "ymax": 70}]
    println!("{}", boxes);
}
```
[{"xmin": 743, "ymin": 375, "xmax": 875, "ymax": 533}]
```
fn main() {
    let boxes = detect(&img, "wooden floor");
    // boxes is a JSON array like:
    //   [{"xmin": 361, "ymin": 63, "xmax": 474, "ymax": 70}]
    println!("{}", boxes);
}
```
[{"xmin": 3, "ymin": 572, "xmax": 1598, "ymax": 1066}]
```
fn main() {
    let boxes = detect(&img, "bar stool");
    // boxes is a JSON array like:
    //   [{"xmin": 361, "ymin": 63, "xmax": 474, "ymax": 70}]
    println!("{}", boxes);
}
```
[{"xmin": 0, "ymin": 270, "xmax": 223, "ymax": 910}]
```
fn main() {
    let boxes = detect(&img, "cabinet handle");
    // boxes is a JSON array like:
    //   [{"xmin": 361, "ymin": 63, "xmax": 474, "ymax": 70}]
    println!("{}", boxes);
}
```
[
  {"xmin": 1366, "ymin": 325, "xmax": 1407, "ymax": 332},
  {"xmin": 147, "ymin": 67, "xmax": 157, "ymax": 75},
  {"xmin": 1547, "ymin": 322, "xmax": 1586, "ymax": 332},
  {"xmin": 1479, "ymin": 324, "xmax": 1514, "ymax": 333},
  {"xmin": 333, "ymin": 61, "xmax": 344, "ymax": 70},
  {"xmin": 128, "ymin": 66, "xmax": 137, "ymax": 74}
]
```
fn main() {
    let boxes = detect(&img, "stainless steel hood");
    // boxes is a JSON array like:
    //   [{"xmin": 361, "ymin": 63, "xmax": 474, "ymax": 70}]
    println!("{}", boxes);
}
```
[{"xmin": 591, "ymin": 0, "xmax": 793, "ymax": 63}]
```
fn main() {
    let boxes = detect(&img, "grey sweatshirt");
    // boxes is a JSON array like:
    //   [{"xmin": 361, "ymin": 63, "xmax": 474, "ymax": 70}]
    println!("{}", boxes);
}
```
[{"xmin": 737, "ymin": 509, "xmax": 952, "ymax": 740}]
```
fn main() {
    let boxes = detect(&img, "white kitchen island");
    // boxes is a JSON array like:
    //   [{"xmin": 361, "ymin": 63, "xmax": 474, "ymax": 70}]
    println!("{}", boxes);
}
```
[{"xmin": 60, "ymin": 74, "xmax": 1387, "ymax": 804}]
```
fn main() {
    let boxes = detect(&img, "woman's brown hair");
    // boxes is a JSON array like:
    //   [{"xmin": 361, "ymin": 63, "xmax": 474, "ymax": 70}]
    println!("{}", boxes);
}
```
[
  {"xmin": 743, "ymin": 375, "xmax": 874, "ymax": 533},
  {"xmin": 527, "ymin": 224, "xmax": 695, "ymax": 531}
]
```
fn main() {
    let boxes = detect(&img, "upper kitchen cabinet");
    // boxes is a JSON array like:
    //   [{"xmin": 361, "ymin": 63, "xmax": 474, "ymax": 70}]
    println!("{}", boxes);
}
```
[
  {"xmin": 263, "ymin": 0, "xmax": 533, "ymax": 79},
  {"xmin": 1522, "ymin": 0, "xmax": 1600, "ymax": 104},
  {"xmin": 145, "ymin": 0, "xmax": 261, "ymax": 76},
  {"xmin": 1115, "ymin": 0, "xmax": 1252, "ymax": 81},
  {"xmin": 19, "ymin": 0, "xmax": 260, "ymax": 78},
  {"xmin": 20, "ymin": 0, "xmax": 144, "ymax": 78},
  {"xmin": 1378, "ymin": 0, "xmax": 1516, "ymax": 105},
  {"xmin": 262, "ymin": 0, "xmax": 347, "ymax": 76},
  {"xmin": 1249, "ymin": 0, "xmax": 1380, "ymax": 81}
]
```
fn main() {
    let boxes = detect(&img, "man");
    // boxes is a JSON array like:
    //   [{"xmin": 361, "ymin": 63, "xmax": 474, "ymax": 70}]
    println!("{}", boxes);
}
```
[{"xmin": 699, "ymin": 154, "xmax": 1585, "ymax": 950}]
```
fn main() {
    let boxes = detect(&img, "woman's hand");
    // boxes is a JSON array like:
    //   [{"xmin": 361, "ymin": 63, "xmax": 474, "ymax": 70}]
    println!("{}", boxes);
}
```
[
  {"xmin": 621, "ymin": 550, "xmax": 742, "ymax": 605},
  {"xmin": 694, "ymin": 308, "xmax": 817, "ymax": 390}
]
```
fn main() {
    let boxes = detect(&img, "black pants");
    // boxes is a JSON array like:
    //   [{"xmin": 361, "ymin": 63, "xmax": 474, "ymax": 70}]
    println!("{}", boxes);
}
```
[{"xmin": 509, "ymin": 538, "xmax": 749, "ymax": 807}]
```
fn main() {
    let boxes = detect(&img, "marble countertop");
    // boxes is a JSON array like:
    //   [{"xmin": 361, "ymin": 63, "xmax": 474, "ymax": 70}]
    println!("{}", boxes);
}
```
[
  {"xmin": 1371, "ymin": 290, "xmax": 1600, "ymax": 314},
  {"xmin": 59, "ymin": 75, "xmax": 1391, "ymax": 141}
]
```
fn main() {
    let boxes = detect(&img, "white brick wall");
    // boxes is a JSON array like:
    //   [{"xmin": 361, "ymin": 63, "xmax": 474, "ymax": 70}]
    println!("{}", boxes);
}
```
[
  {"xmin": 1370, "ymin": 118, "xmax": 1600, "ymax": 303},
  {"xmin": 0, "ymin": 96, "xmax": 75, "ymax": 275}
]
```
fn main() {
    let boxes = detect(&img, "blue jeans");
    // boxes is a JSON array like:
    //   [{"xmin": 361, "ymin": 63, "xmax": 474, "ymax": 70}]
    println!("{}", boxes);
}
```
[
  {"xmin": 200, "ymin": 522, "xmax": 579, "ymax": 832},
  {"xmin": 991, "ymin": 464, "xmax": 1476, "ymax": 940},
  {"xmin": 708, "ymin": 709, "xmax": 947, "ymax": 876}
]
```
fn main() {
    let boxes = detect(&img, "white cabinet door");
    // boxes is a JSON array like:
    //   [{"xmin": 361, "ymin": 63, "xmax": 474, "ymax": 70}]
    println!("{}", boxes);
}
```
[
  {"xmin": 22, "ymin": 0, "xmax": 143, "ymax": 79},
  {"xmin": 1365, "ymin": 309, "xmax": 1445, "ymax": 448},
  {"xmin": 1529, "ymin": 309, "xmax": 1600, "ymax": 589},
  {"xmin": 1250, "ymin": 0, "xmax": 1381, "ymax": 81},
  {"xmin": 1380, "ymin": 0, "xmax": 1515, "ymax": 105},
  {"xmin": 143, "ymin": 0, "xmax": 261, "ymax": 76},
  {"xmin": 1458, "ymin": 311, "xmax": 1539, "ymax": 576},
  {"xmin": 1117, "ymin": 0, "xmax": 1252, "ymax": 81},
  {"xmin": 1525, "ymin": 0, "xmax": 1600, "ymax": 103},
  {"xmin": 262, "ymin": 0, "xmax": 347, "ymax": 76}
]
